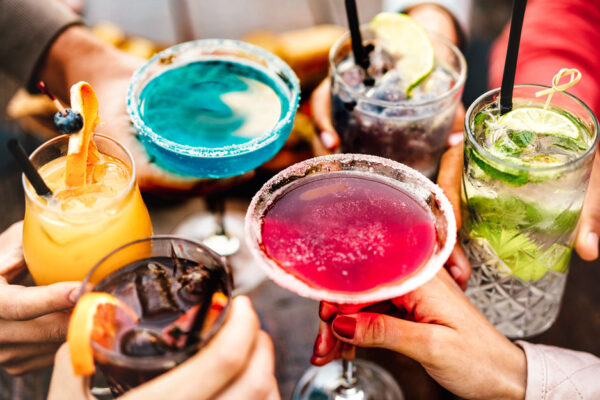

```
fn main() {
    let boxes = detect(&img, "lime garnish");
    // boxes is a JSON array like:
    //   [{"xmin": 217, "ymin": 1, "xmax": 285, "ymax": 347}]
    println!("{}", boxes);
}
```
[
  {"xmin": 370, "ymin": 12, "xmax": 434, "ymax": 97},
  {"xmin": 499, "ymin": 107, "xmax": 580, "ymax": 139}
]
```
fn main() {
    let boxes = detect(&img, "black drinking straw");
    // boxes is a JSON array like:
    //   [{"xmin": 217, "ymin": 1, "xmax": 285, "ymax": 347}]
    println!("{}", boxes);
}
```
[
  {"xmin": 344, "ymin": 0, "xmax": 369, "ymax": 70},
  {"xmin": 7, "ymin": 139, "xmax": 53, "ymax": 197},
  {"xmin": 500, "ymin": 0, "xmax": 528, "ymax": 115}
]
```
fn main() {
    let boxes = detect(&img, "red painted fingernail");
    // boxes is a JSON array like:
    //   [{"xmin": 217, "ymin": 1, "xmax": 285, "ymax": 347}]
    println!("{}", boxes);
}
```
[
  {"xmin": 332, "ymin": 316, "xmax": 356, "ymax": 339},
  {"xmin": 310, "ymin": 355, "xmax": 319, "ymax": 365},
  {"xmin": 313, "ymin": 335, "xmax": 322, "ymax": 356}
]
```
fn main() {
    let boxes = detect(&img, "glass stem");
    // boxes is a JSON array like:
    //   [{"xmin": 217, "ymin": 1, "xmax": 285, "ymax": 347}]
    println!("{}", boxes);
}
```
[
  {"xmin": 206, "ymin": 195, "xmax": 226, "ymax": 236},
  {"xmin": 342, "ymin": 358, "xmax": 357, "ymax": 388}
]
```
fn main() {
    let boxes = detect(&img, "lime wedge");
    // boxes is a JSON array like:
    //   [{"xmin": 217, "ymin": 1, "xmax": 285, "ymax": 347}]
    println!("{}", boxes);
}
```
[
  {"xmin": 370, "ymin": 12, "xmax": 434, "ymax": 97},
  {"xmin": 499, "ymin": 107, "xmax": 580, "ymax": 139}
]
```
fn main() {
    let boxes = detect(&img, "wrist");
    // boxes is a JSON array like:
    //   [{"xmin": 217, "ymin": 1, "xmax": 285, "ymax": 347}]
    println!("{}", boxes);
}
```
[
  {"xmin": 37, "ymin": 26, "xmax": 140, "ymax": 102},
  {"xmin": 494, "ymin": 342, "xmax": 527, "ymax": 400},
  {"xmin": 406, "ymin": 4, "xmax": 460, "ymax": 46}
]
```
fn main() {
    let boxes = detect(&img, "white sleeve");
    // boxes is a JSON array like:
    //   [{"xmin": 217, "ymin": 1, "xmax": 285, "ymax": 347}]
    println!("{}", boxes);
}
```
[{"xmin": 382, "ymin": 0, "xmax": 472, "ymax": 39}]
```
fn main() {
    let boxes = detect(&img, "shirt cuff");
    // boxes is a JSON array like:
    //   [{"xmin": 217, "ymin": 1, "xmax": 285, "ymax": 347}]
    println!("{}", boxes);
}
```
[
  {"xmin": 0, "ymin": 0, "xmax": 83, "ymax": 91},
  {"xmin": 382, "ymin": 0, "xmax": 472, "ymax": 41}
]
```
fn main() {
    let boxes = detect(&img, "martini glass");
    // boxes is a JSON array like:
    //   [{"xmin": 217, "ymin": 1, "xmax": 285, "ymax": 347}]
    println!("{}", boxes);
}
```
[
  {"xmin": 127, "ymin": 39, "xmax": 300, "ymax": 287},
  {"xmin": 245, "ymin": 154, "xmax": 456, "ymax": 400}
]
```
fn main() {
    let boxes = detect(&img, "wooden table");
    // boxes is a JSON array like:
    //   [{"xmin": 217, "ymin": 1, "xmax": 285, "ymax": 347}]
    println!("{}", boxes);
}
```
[{"xmin": 0, "ymin": 132, "xmax": 599, "ymax": 400}]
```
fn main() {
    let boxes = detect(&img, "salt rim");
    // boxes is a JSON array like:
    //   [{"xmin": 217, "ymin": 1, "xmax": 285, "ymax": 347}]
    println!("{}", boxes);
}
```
[
  {"xmin": 244, "ymin": 153, "xmax": 457, "ymax": 304},
  {"xmin": 127, "ymin": 39, "xmax": 300, "ymax": 159}
]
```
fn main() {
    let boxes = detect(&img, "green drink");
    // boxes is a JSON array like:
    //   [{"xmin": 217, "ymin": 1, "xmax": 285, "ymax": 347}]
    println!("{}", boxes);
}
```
[{"xmin": 462, "ymin": 84, "xmax": 598, "ymax": 338}]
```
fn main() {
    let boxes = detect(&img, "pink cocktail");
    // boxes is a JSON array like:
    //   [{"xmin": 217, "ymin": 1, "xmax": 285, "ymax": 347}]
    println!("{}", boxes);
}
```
[{"xmin": 246, "ymin": 154, "xmax": 456, "ymax": 399}]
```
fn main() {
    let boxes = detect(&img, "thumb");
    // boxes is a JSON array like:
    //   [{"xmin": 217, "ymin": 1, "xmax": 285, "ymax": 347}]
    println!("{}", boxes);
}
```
[
  {"xmin": 48, "ymin": 344, "xmax": 94, "ymax": 400},
  {"xmin": 0, "ymin": 279, "xmax": 80, "ymax": 320},
  {"xmin": 310, "ymin": 79, "xmax": 340, "ymax": 152},
  {"xmin": 330, "ymin": 313, "xmax": 441, "ymax": 363},
  {"xmin": 575, "ymin": 150, "xmax": 600, "ymax": 261}
]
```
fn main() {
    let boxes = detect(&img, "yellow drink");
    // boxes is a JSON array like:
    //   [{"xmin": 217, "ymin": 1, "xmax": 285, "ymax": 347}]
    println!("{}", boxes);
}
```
[{"xmin": 22, "ymin": 135, "xmax": 153, "ymax": 285}]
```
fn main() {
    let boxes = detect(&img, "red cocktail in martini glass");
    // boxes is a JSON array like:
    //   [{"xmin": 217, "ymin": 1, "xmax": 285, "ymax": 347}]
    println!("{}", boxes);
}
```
[{"xmin": 245, "ymin": 154, "xmax": 456, "ymax": 399}]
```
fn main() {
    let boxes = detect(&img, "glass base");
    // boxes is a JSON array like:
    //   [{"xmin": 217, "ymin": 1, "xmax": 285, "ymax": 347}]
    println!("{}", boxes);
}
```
[
  {"xmin": 172, "ymin": 200, "xmax": 266, "ymax": 295},
  {"xmin": 293, "ymin": 360, "xmax": 404, "ymax": 400}
]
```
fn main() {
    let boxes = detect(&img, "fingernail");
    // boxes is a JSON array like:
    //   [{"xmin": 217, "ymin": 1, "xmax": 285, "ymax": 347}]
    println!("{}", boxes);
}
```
[
  {"xmin": 312, "ymin": 335, "xmax": 322, "ymax": 356},
  {"xmin": 587, "ymin": 232, "xmax": 599, "ymax": 250},
  {"xmin": 310, "ymin": 355, "xmax": 319, "ymax": 365},
  {"xmin": 68, "ymin": 288, "xmax": 80, "ymax": 304},
  {"xmin": 332, "ymin": 316, "xmax": 356, "ymax": 339},
  {"xmin": 320, "ymin": 130, "xmax": 339, "ymax": 150},
  {"xmin": 447, "ymin": 132, "xmax": 463, "ymax": 147},
  {"xmin": 319, "ymin": 302, "xmax": 324, "ymax": 319},
  {"xmin": 449, "ymin": 266, "xmax": 462, "ymax": 282}
]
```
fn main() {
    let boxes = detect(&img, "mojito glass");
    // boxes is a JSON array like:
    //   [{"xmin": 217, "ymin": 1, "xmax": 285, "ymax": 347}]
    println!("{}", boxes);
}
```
[
  {"xmin": 462, "ymin": 85, "xmax": 599, "ymax": 338},
  {"xmin": 329, "ymin": 26, "xmax": 466, "ymax": 178}
]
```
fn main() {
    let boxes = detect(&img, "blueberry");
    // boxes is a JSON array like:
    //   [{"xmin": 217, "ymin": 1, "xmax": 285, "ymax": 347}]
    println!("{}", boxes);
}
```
[{"xmin": 53, "ymin": 109, "xmax": 83, "ymax": 134}]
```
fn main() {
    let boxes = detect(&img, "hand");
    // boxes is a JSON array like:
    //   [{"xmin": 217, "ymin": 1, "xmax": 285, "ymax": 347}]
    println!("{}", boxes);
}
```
[
  {"xmin": 312, "ymin": 270, "xmax": 527, "ymax": 400},
  {"xmin": 48, "ymin": 296, "xmax": 280, "ymax": 400},
  {"xmin": 575, "ymin": 146, "xmax": 600, "ymax": 260},
  {"xmin": 0, "ymin": 222, "xmax": 80, "ymax": 375},
  {"xmin": 38, "ymin": 26, "xmax": 253, "ymax": 196}
]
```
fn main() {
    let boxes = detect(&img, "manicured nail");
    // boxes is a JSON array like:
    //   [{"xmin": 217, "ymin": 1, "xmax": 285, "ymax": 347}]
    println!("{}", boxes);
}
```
[
  {"xmin": 320, "ymin": 130, "xmax": 339, "ymax": 150},
  {"xmin": 310, "ymin": 355, "xmax": 319, "ymax": 365},
  {"xmin": 69, "ymin": 287, "xmax": 80, "ymax": 304},
  {"xmin": 447, "ymin": 132, "xmax": 463, "ymax": 147},
  {"xmin": 332, "ymin": 316, "xmax": 356, "ymax": 339},
  {"xmin": 312, "ymin": 335, "xmax": 322, "ymax": 356},
  {"xmin": 587, "ymin": 232, "xmax": 599, "ymax": 249},
  {"xmin": 449, "ymin": 266, "xmax": 462, "ymax": 282}
]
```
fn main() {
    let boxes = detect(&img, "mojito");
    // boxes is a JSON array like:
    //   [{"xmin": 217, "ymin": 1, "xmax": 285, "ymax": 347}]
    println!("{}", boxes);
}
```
[{"xmin": 462, "ymin": 85, "xmax": 598, "ymax": 338}]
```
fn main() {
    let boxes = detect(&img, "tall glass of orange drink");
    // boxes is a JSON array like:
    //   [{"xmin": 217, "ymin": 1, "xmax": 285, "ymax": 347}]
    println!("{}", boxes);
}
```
[{"xmin": 22, "ymin": 134, "xmax": 153, "ymax": 285}]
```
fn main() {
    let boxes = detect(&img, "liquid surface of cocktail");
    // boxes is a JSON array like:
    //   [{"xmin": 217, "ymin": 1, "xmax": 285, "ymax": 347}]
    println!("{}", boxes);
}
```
[
  {"xmin": 462, "ymin": 87, "xmax": 597, "ymax": 338},
  {"xmin": 139, "ymin": 60, "xmax": 285, "ymax": 148},
  {"xmin": 330, "ymin": 14, "xmax": 465, "ymax": 178},
  {"xmin": 261, "ymin": 172, "xmax": 436, "ymax": 294},
  {"xmin": 91, "ymin": 255, "xmax": 229, "ymax": 395},
  {"xmin": 23, "ymin": 138, "xmax": 153, "ymax": 286}
]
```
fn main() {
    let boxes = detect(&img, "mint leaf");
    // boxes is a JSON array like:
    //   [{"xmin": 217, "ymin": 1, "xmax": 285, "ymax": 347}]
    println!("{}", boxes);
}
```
[{"xmin": 508, "ymin": 130, "xmax": 535, "ymax": 148}]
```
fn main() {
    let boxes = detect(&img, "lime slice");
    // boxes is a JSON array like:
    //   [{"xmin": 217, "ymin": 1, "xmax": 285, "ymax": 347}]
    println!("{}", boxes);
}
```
[
  {"xmin": 370, "ymin": 12, "xmax": 434, "ymax": 97},
  {"xmin": 499, "ymin": 107, "xmax": 580, "ymax": 139}
]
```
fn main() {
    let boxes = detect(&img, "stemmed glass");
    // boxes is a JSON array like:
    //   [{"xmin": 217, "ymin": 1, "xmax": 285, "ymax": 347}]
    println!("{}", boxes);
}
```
[
  {"xmin": 127, "ymin": 39, "xmax": 300, "ymax": 286},
  {"xmin": 245, "ymin": 154, "xmax": 456, "ymax": 399}
]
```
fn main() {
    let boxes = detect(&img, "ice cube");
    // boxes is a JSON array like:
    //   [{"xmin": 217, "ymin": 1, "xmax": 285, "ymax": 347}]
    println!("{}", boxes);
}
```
[
  {"xmin": 177, "ymin": 266, "xmax": 218, "ymax": 304},
  {"xmin": 120, "ymin": 328, "xmax": 169, "ymax": 357},
  {"xmin": 135, "ymin": 262, "xmax": 180, "ymax": 317},
  {"xmin": 367, "ymin": 45, "xmax": 395, "ymax": 80},
  {"xmin": 113, "ymin": 281, "xmax": 143, "ymax": 316},
  {"xmin": 366, "ymin": 69, "xmax": 408, "ymax": 103}
]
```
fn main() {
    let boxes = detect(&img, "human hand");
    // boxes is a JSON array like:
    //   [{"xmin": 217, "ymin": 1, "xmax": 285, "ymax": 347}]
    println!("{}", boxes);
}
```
[
  {"xmin": 0, "ymin": 222, "xmax": 79, "ymax": 375},
  {"xmin": 48, "ymin": 296, "xmax": 280, "ymax": 400},
  {"xmin": 38, "ymin": 26, "xmax": 253, "ymax": 196},
  {"xmin": 575, "ymin": 146, "xmax": 600, "ymax": 260},
  {"xmin": 312, "ymin": 270, "xmax": 526, "ymax": 400}
]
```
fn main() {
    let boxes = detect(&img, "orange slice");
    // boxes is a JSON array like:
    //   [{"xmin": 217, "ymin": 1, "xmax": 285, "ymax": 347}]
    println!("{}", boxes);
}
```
[
  {"xmin": 200, "ymin": 292, "xmax": 229, "ymax": 336},
  {"xmin": 65, "ymin": 82, "xmax": 101, "ymax": 187},
  {"xmin": 67, "ymin": 293, "xmax": 138, "ymax": 376}
]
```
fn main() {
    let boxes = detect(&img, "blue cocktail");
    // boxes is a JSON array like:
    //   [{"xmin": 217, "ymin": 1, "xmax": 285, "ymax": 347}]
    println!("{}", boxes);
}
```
[{"xmin": 128, "ymin": 39, "xmax": 300, "ymax": 178}]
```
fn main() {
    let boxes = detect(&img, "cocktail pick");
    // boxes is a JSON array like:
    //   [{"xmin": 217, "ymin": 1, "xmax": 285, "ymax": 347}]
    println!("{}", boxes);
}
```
[
  {"xmin": 7, "ymin": 139, "xmax": 53, "ymax": 197},
  {"xmin": 535, "ymin": 68, "xmax": 582, "ymax": 113},
  {"xmin": 36, "ymin": 81, "xmax": 67, "ymax": 116},
  {"xmin": 500, "ymin": 0, "xmax": 528, "ymax": 115},
  {"xmin": 344, "ymin": 0, "xmax": 369, "ymax": 70}
]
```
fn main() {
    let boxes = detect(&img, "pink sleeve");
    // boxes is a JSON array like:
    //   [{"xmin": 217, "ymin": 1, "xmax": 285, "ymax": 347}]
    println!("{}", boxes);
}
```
[
  {"xmin": 488, "ymin": 0, "xmax": 600, "ymax": 117},
  {"xmin": 517, "ymin": 341, "xmax": 600, "ymax": 400}
]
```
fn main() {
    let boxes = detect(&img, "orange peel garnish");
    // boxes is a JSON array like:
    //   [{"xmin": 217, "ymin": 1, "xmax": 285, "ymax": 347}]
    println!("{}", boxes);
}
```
[
  {"xmin": 67, "ymin": 292, "xmax": 138, "ymax": 376},
  {"xmin": 65, "ymin": 82, "xmax": 101, "ymax": 187}
]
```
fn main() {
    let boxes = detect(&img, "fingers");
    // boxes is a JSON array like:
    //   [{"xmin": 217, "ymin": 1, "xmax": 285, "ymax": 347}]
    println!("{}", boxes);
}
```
[
  {"xmin": 0, "ymin": 342, "xmax": 60, "ymax": 368},
  {"xmin": 0, "ymin": 312, "xmax": 71, "ymax": 343},
  {"xmin": 214, "ymin": 332, "xmax": 278, "ymax": 400},
  {"xmin": 0, "ymin": 280, "xmax": 79, "ymax": 320},
  {"xmin": 0, "ymin": 221, "xmax": 26, "ymax": 282},
  {"xmin": 48, "ymin": 344, "xmax": 92, "ymax": 400},
  {"xmin": 329, "ymin": 312, "xmax": 443, "ymax": 364},
  {"xmin": 445, "ymin": 243, "xmax": 471, "ymax": 290},
  {"xmin": 3, "ymin": 352, "xmax": 57, "ymax": 376},
  {"xmin": 121, "ymin": 296, "xmax": 261, "ymax": 400},
  {"xmin": 437, "ymin": 141, "xmax": 464, "ymax": 230},
  {"xmin": 310, "ymin": 79, "xmax": 340, "ymax": 152},
  {"xmin": 575, "ymin": 148, "xmax": 600, "ymax": 260},
  {"xmin": 319, "ymin": 301, "xmax": 338, "ymax": 321}
]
